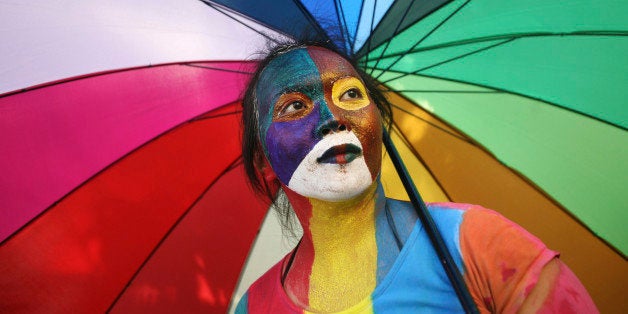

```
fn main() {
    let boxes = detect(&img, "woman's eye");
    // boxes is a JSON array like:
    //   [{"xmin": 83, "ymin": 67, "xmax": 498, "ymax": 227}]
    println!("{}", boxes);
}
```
[
  {"xmin": 281, "ymin": 101, "xmax": 305, "ymax": 115},
  {"xmin": 340, "ymin": 88, "xmax": 362, "ymax": 101},
  {"xmin": 273, "ymin": 93, "xmax": 312, "ymax": 121},
  {"xmin": 332, "ymin": 77, "xmax": 370, "ymax": 110}
]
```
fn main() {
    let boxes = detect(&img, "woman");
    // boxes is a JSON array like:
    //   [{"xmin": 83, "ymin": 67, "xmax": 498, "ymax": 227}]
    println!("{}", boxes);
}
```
[{"xmin": 236, "ymin": 41, "xmax": 596, "ymax": 313}]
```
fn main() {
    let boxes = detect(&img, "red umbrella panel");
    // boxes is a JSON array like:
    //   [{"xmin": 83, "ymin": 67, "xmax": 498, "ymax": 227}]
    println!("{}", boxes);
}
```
[{"xmin": 0, "ymin": 62, "xmax": 268, "ymax": 313}]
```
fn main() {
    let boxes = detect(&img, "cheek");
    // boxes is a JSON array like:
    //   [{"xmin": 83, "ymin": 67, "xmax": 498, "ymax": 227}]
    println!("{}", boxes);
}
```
[
  {"xmin": 347, "ymin": 105, "xmax": 382, "ymax": 178},
  {"xmin": 264, "ymin": 111, "xmax": 320, "ymax": 184}
]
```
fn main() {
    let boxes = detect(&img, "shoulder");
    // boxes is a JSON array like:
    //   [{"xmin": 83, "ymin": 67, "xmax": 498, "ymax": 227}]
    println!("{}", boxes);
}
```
[
  {"xmin": 391, "ymin": 200, "xmax": 479, "ymax": 221},
  {"xmin": 426, "ymin": 202, "xmax": 558, "ymax": 275},
  {"xmin": 438, "ymin": 203, "xmax": 560, "ymax": 312},
  {"xmin": 426, "ymin": 202, "xmax": 549, "ymax": 249},
  {"xmin": 386, "ymin": 201, "xmax": 544, "ymax": 251},
  {"xmin": 384, "ymin": 200, "xmax": 473, "ymax": 251},
  {"xmin": 389, "ymin": 200, "xmax": 475, "ymax": 244},
  {"xmin": 451, "ymin": 203, "xmax": 554, "ymax": 258}
]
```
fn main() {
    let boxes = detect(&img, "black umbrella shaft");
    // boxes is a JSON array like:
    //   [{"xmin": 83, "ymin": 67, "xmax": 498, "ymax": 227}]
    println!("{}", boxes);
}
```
[{"xmin": 382, "ymin": 128, "xmax": 479, "ymax": 314}]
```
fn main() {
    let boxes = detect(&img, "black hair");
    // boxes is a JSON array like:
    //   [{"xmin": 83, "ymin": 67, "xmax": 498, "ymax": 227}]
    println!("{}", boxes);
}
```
[{"xmin": 241, "ymin": 37, "xmax": 392, "ymax": 232}]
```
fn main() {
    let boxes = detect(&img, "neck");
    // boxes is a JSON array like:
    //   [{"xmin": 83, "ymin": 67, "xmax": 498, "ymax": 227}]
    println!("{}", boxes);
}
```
[{"xmin": 282, "ymin": 180, "xmax": 386, "ymax": 312}]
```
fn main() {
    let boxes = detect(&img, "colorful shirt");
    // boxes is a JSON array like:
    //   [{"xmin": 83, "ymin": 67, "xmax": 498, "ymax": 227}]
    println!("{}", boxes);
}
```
[{"xmin": 236, "ymin": 202, "xmax": 560, "ymax": 313}]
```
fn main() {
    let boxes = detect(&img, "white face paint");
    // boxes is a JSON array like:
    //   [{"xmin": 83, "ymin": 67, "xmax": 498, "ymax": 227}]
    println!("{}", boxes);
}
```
[{"xmin": 287, "ymin": 131, "xmax": 373, "ymax": 201}]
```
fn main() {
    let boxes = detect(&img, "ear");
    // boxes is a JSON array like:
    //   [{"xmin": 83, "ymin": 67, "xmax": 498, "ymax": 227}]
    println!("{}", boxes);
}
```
[
  {"xmin": 260, "ymin": 156, "xmax": 278, "ymax": 183},
  {"xmin": 256, "ymin": 153, "xmax": 281, "ymax": 198}
]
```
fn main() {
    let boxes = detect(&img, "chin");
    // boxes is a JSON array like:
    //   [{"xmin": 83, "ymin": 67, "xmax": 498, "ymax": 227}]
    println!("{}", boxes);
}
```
[
  {"xmin": 288, "ymin": 163, "xmax": 373, "ymax": 201},
  {"xmin": 283, "ymin": 131, "xmax": 378, "ymax": 201}
]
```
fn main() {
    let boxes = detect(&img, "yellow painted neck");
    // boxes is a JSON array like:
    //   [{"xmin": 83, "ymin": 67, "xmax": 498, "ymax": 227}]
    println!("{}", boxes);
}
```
[
  {"xmin": 306, "ymin": 182, "xmax": 380, "ymax": 312},
  {"xmin": 306, "ymin": 182, "xmax": 378, "ymax": 245}
]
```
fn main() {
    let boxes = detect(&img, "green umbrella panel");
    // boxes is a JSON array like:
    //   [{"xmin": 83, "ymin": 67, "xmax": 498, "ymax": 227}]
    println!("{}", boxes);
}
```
[{"xmin": 362, "ymin": 0, "xmax": 628, "ymax": 257}]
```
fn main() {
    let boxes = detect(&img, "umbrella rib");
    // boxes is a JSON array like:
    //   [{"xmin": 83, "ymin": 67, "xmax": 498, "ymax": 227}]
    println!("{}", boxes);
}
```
[
  {"xmin": 361, "ymin": 0, "xmax": 384, "ymax": 65},
  {"xmin": 198, "ymin": 0, "xmax": 283, "ymax": 44},
  {"xmin": 379, "ymin": 38, "xmax": 515, "ymax": 84},
  {"xmin": 366, "ymin": 30, "xmax": 628, "ymax": 61},
  {"xmin": 389, "ymin": 88, "xmax": 628, "ymax": 249},
  {"xmin": 394, "ymin": 90, "xmax": 500, "ymax": 93},
  {"xmin": 389, "ymin": 122, "xmax": 454, "ymax": 201},
  {"xmin": 373, "ymin": 0, "xmax": 471, "ymax": 80},
  {"xmin": 368, "ymin": 0, "xmax": 418, "ymax": 76},
  {"xmin": 0, "ymin": 102, "xmax": 242, "ymax": 246},
  {"xmin": 289, "ymin": 0, "xmax": 337, "ymax": 46},
  {"xmin": 106, "ymin": 156, "xmax": 245, "ymax": 313},
  {"xmin": 392, "ymin": 108, "xmax": 628, "ymax": 260},
  {"xmin": 390, "ymin": 103, "xmax": 474, "ymax": 144},
  {"xmin": 359, "ymin": 0, "xmax": 378, "ymax": 70},
  {"xmin": 357, "ymin": 0, "xmax": 453, "ymax": 59},
  {"xmin": 350, "ymin": 0, "xmax": 367, "ymax": 54},
  {"xmin": 334, "ymin": 0, "xmax": 352, "ymax": 54},
  {"xmin": 191, "ymin": 110, "xmax": 242, "ymax": 121},
  {"xmin": 381, "ymin": 68, "xmax": 628, "ymax": 131},
  {"xmin": 0, "ymin": 61, "xmax": 249, "ymax": 99},
  {"xmin": 184, "ymin": 63, "xmax": 254, "ymax": 75},
  {"xmin": 383, "ymin": 128, "xmax": 478, "ymax": 313}
]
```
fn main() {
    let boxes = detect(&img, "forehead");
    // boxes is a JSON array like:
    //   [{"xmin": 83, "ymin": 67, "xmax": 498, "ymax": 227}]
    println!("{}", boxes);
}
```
[
  {"xmin": 306, "ymin": 46, "xmax": 360, "ymax": 79},
  {"xmin": 256, "ymin": 47, "xmax": 359, "ymax": 95}
]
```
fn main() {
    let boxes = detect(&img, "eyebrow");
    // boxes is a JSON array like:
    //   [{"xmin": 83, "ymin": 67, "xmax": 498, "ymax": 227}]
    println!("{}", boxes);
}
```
[{"xmin": 274, "ymin": 78, "xmax": 322, "ymax": 98}]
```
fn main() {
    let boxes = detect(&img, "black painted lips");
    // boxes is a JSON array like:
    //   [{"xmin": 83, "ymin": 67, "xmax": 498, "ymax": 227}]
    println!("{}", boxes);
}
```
[{"xmin": 316, "ymin": 144, "xmax": 362, "ymax": 164}]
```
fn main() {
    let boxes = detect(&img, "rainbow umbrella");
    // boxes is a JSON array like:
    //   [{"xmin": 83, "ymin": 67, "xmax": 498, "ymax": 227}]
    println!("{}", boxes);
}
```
[{"xmin": 0, "ymin": 0, "xmax": 626, "ymax": 313}]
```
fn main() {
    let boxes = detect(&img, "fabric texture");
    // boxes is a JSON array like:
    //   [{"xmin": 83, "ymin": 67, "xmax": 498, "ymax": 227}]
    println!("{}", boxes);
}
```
[{"xmin": 236, "ymin": 202, "xmax": 559, "ymax": 313}]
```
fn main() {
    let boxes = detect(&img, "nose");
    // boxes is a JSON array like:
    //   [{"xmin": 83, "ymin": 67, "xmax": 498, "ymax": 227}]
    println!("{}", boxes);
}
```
[{"xmin": 316, "ymin": 119, "xmax": 350, "ymax": 138}]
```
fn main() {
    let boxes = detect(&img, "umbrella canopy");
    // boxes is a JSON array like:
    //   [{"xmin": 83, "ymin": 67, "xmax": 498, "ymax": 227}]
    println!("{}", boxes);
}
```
[{"xmin": 1, "ymin": 0, "xmax": 626, "ymax": 313}]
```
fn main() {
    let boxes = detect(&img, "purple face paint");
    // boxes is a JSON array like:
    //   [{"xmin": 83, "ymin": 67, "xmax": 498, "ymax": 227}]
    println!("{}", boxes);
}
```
[{"xmin": 255, "ymin": 48, "xmax": 331, "ymax": 184}]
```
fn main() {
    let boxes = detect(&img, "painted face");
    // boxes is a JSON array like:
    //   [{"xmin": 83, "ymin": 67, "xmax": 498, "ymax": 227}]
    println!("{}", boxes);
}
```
[{"xmin": 255, "ymin": 47, "xmax": 382, "ymax": 201}]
